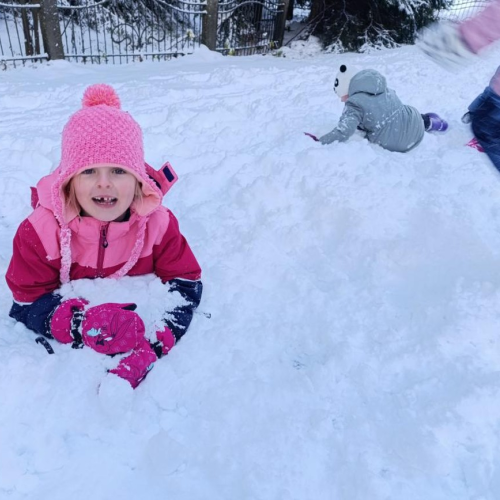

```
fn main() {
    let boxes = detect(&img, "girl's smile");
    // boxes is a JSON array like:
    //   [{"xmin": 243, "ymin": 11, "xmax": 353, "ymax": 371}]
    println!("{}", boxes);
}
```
[{"xmin": 92, "ymin": 195, "xmax": 118, "ymax": 206}]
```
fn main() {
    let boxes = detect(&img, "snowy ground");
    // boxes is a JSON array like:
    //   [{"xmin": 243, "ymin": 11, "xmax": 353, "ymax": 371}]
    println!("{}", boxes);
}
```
[{"xmin": 1, "ymin": 39, "xmax": 500, "ymax": 499}]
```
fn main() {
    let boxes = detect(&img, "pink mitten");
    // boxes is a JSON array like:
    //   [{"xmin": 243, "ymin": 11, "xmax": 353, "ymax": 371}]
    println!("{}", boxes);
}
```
[
  {"xmin": 81, "ymin": 303, "xmax": 145, "ymax": 355},
  {"xmin": 51, "ymin": 300, "xmax": 158, "ymax": 389},
  {"xmin": 51, "ymin": 300, "xmax": 145, "ymax": 353},
  {"xmin": 304, "ymin": 132, "xmax": 319, "ymax": 142},
  {"xmin": 51, "ymin": 298, "xmax": 89, "ymax": 344},
  {"xmin": 109, "ymin": 337, "xmax": 157, "ymax": 388},
  {"xmin": 154, "ymin": 326, "xmax": 176, "ymax": 357}
]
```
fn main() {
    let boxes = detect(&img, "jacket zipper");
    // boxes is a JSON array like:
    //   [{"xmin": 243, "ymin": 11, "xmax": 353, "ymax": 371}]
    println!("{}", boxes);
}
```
[{"xmin": 96, "ymin": 223, "xmax": 109, "ymax": 277}]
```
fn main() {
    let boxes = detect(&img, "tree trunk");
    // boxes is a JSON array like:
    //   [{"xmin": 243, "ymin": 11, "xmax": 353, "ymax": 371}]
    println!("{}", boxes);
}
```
[
  {"xmin": 39, "ymin": 0, "xmax": 65, "ymax": 60},
  {"xmin": 19, "ymin": 0, "xmax": 34, "ymax": 56},
  {"xmin": 202, "ymin": 0, "xmax": 219, "ymax": 50}
]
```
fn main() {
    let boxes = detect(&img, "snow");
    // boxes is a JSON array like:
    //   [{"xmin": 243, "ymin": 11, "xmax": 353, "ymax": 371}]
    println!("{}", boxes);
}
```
[{"xmin": 1, "ymin": 40, "xmax": 500, "ymax": 499}]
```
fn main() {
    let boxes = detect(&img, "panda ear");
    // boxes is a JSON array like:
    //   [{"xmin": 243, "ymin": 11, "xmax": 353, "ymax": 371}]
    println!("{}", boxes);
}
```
[{"xmin": 340, "ymin": 65, "xmax": 347, "ymax": 73}]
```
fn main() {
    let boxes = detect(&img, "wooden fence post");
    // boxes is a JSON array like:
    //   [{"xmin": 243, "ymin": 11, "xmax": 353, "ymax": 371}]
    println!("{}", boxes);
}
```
[
  {"xmin": 39, "ymin": 0, "xmax": 64, "ymax": 60},
  {"xmin": 202, "ymin": 0, "xmax": 219, "ymax": 51}
]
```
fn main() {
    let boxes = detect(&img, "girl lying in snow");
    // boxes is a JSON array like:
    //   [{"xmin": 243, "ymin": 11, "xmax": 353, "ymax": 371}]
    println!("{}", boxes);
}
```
[
  {"xmin": 309, "ymin": 65, "xmax": 448, "ymax": 152},
  {"xmin": 6, "ymin": 84, "xmax": 202, "ymax": 389}
]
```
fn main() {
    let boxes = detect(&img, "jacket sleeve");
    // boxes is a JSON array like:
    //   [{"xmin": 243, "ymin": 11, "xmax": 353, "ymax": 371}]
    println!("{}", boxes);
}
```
[
  {"xmin": 154, "ymin": 211, "xmax": 203, "ymax": 341},
  {"xmin": 319, "ymin": 102, "xmax": 363, "ymax": 145},
  {"xmin": 154, "ymin": 211, "xmax": 202, "ymax": 283},
  {"xmin": 6, "ymin": 218, "xmax": 61, "ymax": 303},
  {"xmin": 9, "ymin": 293, "xmax": 63, "ymax": 338},
  {"xmin": 164, "ymin": 278, "xmax": 203, "ymax": 342},
  {"xmin": 6, "ymin": 218, "xmax": 63, "ymax": 338}
]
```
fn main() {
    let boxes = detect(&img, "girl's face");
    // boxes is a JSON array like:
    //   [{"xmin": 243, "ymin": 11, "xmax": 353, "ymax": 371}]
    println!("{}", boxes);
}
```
[{"xmin": 72, "ymin": 166, "xmax": 138, "ymax": 222}]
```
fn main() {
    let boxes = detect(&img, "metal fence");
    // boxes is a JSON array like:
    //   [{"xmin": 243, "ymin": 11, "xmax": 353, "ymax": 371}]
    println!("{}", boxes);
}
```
[
  {"xmin": 216, "ymin": 0, "xmax": 285, "ymax": 55},
  {"xmin": 58, "ymin": 0, "xmax": 204, "ymax": 63},
  {"xmin": 0, "ymin": 0, "xmax": 205, "ymax": 66},
  {"xmin": 0, "ymin": 0, "xmax": 288, "ymax": 66},
  {"xmin": 439, "ymin": 0, "xmax": 491, "ymax": 21},
  {"xmin": 0, "ymin": 2, "xmax": 44, "ymax": 67}
]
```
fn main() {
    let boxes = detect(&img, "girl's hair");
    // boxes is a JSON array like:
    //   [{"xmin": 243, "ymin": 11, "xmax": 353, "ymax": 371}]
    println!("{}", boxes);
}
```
[{"xmin": 64, "ymin": 176, "xmax": 144, "ymax": 217}]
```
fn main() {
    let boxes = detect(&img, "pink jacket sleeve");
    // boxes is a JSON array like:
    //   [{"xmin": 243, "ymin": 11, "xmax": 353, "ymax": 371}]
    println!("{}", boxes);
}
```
[
  {"xmin": 6, "ymin": 219, "xmax": 61, "ymax": 303},
  {"xmin": 459, "ymin": 0, "xmax": 500, "ymax": 53},
  {"xmin": 153, "ymin": 210, "xmax": 202, "ymax": 283},
  {"xmin": 151, "ymin": 211, "xmax": 202, "ymax": 342}
]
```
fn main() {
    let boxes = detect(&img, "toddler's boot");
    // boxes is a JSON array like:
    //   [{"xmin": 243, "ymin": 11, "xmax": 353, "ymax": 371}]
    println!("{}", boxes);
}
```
[{"xmin": 423, "ymin": 112, "xmax": 448, "ymax": 132}]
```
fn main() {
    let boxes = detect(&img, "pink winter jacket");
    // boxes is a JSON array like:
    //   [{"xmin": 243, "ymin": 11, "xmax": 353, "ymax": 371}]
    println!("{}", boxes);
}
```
[
  {"xmin": 7, "ymin": 206, "xmax": 201, "ymax": 303},
  {"xmin": 7, "ymin": 173, "xmax": 201, "ymax": 304},
  {"xmin": 459, "ymin": 0, "xmax": 500, "ymax": 94}
]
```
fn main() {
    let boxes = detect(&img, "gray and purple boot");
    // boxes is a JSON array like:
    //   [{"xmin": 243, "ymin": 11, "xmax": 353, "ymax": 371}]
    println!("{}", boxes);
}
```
[{"xmin": 422, "ymin": 112, "xmax": 448, "ymax": 132}]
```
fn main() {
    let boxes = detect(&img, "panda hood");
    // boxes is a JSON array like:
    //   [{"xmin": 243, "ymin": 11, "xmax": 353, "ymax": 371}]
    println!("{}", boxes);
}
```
[{"xmin": 348, "ymin": 69, "xmax": 387, "ymax": 97}]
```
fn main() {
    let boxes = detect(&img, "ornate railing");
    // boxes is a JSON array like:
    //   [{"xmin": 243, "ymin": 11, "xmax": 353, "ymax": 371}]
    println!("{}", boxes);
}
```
[
  {"xmin": 58, "ymin": 0, "xmax": 205, "ymax": 63},
  {"xmin": 0, "ymin": 1, "xmax": 45, "ymax": 67},
  {"xmin": 217, "ymin": 0, "xmax": 285, "ymax": 55},
  {"xmin": 0, "ymin": 0, "xmax": 290, "ymax": 65}
]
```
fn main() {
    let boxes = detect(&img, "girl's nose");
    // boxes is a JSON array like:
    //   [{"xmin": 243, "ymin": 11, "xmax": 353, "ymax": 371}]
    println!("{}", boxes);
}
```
[{"xmin": 96, "ymin": 171, "xmax": 111, "ymax": 188}]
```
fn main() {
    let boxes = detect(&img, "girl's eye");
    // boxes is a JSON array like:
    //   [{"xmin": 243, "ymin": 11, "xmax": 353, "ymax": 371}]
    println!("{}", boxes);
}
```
[
  {"xmin": 81, "ymin": 169, "xmax": 95, "ymax": 175},
  {"xmin": 113, "ymin": 168, "xmax": 127, "ymax": 175}
]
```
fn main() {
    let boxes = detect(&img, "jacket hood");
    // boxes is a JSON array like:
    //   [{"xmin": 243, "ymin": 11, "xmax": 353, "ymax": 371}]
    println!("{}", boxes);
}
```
[
  {"xmin": 33, "ymin": 161, "xmax": 178, "ymax": 285},
  {"xmin": 349, "ymin": 69, "xmax": 387, "ymax": 97}
]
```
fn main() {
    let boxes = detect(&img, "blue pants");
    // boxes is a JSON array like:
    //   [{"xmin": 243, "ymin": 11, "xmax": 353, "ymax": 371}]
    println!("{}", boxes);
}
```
[{"xmin": 470, "ymin": 87, "xmax": 500, "ymax": 172}]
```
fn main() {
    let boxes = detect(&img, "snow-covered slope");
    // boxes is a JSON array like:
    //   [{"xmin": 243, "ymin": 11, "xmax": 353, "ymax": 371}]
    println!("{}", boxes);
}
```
[{"xmin": 1, "ymin": 42, "xmax": 500, "ymax": 499}]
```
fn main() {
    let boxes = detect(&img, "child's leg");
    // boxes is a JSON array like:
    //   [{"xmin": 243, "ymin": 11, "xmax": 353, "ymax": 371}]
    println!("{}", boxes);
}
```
[
  {"xmin": 485, "ymin": 149, "xmax": 500, "ymax": 170},
  {"xmin": 470, "ymin": 92, "xmax": 500, "ymax": 171},
  {"xmin": 478, "ymin": 140, "xmax": 500, "ymax": 170}
]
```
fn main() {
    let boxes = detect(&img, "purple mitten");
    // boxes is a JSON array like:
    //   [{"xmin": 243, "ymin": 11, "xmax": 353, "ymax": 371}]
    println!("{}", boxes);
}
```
[
  {"xmin": 304, "ymin": 132, "xmax": 319, "ymax": 142},
  {"xmin": 109, "ymin": 337, "xmax": 157, "ymax": 388},
  {"xmin": 81, "ymin": 303, "xmax": 146, "ymax": 355}
]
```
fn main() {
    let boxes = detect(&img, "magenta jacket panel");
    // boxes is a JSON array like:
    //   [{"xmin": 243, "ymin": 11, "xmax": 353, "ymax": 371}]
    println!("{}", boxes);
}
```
[{"xmin": 6, "ymin": 206, "xmax": 202, "ymax": 303}]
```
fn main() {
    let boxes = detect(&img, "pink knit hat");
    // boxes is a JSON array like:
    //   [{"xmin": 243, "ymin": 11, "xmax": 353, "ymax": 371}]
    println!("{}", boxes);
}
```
[
  {"xmin": 52, "ymin": 83, "xmax": 162, "ymax": 223},
  {"xmin": 51, "ymin": 84, "xmax": 164, "ymax": 283}
]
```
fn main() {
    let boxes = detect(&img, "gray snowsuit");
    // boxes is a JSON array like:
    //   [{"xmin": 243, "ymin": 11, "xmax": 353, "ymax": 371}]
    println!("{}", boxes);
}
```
[{"xmin": 319, "ymin": 69, "xmax": 425, "ymax": 153}]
